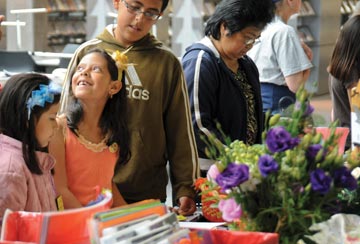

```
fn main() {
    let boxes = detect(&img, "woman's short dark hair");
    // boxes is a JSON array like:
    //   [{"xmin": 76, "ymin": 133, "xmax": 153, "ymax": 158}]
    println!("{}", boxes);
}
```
[
  {"xmin": 205, "ymin": 0, "xmax": 275, "ymax": 39},
  {"xmin": 0, "ymin": 73, "xmax": 61, "ymax": 174},
  {"xmin": 67, "ymin": 48, "xmax": 131, "ymax": 165},
  {"xmin": 329, "ymin": 15, "xmax": 360, "ymax": 86}
]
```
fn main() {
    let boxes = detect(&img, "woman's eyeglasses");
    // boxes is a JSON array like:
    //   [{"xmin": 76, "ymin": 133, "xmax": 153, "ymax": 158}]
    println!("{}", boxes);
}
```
[
  {"xmin": 242, "ymin": 34, "xmax": 261, "ymax": 46},
  {"xmin": 121, "ymin": 0, "xmax": 161, "ymax": 21},
  {"xmin": 244, "ymin": 38, "xmax": 259, "ymax": 46}
]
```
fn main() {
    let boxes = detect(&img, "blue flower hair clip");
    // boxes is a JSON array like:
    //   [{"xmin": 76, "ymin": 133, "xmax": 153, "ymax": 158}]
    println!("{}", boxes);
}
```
[{"xmin": 26, "ymin": 81, "xmax": 62, "ymax": 120}]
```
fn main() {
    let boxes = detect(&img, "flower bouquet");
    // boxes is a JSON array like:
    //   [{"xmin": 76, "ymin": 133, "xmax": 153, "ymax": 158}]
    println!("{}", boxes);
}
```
[{"xmin": 197, "ymin": 85, "xmax": 360, "ymax": 243}]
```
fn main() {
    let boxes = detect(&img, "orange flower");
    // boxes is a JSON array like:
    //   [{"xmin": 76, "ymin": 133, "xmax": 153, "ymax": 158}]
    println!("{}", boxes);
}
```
[{"xmin": 194, "ymin": 177, "xmax": 208, "ymax": 191}]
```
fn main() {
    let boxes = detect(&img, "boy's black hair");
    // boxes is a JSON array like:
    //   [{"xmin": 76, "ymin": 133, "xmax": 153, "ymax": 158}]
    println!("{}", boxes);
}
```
[
  {"xmin": 0, "ymin": 73, "xmax": 61, "ymax": 175},
  {"xmin": 67, "ymin": 48, "xmax": 131, "ymax": 165},
  {"xmin": 205, "ymin": 0, "xmax": 275, "ymax": 39},
  {"xmin": 160, "ymin": 0, "xmax": 169, "ymax": 12}
]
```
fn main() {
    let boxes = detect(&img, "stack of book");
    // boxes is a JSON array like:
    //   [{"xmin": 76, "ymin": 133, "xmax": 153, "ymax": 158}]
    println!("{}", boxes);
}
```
[{"xmin": 88, "ymin": 199, "xmax": 197, "ymax": 244}]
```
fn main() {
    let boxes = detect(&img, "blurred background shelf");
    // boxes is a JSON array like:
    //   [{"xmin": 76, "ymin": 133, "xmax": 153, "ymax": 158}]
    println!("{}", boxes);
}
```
[
  {"xmin": 287, "ymin": 0, "xmax": 340, "ymax": 95},
  {"xmin": 1, "ymin": 0, "xmax": 86, "ymax": 52},
  {"xmin": 340, "ymin": 0, "xmax": 360, "ymax": 25}
]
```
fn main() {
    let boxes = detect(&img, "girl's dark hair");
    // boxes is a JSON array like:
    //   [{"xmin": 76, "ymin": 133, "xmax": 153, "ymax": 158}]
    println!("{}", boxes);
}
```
[
  {"xmin": 0, "ymin": 73, "xmax": 61, "ymax": 175},
  {"xmin": 329, "ymin": 15, "xmax": 360, "ymax": 86},
  {"xmin": 67, "ymin": 48, "xmax": 130, "ymax": 165},
  {"xmin": 205, "ymin": 0, "xmax": 275, "ymax": 39}
]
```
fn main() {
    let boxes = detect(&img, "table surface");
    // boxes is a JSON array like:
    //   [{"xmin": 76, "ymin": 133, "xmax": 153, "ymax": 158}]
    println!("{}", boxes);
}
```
[{"xmin": 179, "ymin": 221, "xmax": 226, "ymax": 230}]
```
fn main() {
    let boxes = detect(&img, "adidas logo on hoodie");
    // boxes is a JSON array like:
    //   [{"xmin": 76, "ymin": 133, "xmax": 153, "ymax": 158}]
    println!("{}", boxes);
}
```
[{"xmin": 125, "ymin": 65, "xmax": 150, "ymax": 101}]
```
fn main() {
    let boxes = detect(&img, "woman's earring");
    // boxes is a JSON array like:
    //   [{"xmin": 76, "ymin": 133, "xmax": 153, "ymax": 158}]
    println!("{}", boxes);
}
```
[{"xmin": 110, "ymin": 93, "xmax": 113, "ymax": 99}]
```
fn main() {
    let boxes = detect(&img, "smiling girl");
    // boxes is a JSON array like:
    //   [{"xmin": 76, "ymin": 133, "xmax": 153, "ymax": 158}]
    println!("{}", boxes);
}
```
[{"xmin": 49, "ymin": 48, "xmax": 130, "ymax": 209}]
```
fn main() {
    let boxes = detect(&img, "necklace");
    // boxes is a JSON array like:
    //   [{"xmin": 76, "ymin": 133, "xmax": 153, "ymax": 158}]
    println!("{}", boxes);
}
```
[
  {"xmin": 75, "ymin": 129, "xmax": 109, "ymax": 153},
  {"xmin": 230, "ymin": 68, "xmax": 246, "ymax": 82}
]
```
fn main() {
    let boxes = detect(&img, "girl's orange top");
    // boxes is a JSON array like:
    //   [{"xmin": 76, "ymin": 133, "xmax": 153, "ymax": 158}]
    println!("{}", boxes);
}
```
[{"xmin": 65, "ymin": 127, "xmax": 117, "ymax": 206}]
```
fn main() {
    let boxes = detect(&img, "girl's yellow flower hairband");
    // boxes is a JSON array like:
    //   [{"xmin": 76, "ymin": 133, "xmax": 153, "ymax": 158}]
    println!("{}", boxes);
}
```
[
  {"xmin": 109, "ymin": 48, "xmax": 134, "ymax": 81},
  {"xmin": 111, "ymin": 50, "xmax": 129, "ymax": 71}
]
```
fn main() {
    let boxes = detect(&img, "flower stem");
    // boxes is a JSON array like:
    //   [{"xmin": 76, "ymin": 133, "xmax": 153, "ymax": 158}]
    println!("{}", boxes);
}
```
[{"xmin": 275, "ymin": 214, "xmax": 286, "ymax": 233}]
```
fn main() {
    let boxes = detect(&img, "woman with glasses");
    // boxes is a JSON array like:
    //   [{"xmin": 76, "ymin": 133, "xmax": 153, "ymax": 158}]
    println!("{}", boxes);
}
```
[
  {"xmin": 182, "ymin": 0, "xmax": 275, "ymax": 176},
  {"xmin": 248, "ymin": 0, "xmax": 313, "ymax": 115},
  {"xmin": 59, "ymin": 0, "xmax": 199, "ymax": 216}
]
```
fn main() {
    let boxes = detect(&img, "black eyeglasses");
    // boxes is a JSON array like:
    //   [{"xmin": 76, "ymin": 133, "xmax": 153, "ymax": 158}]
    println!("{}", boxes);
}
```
[{"xmin": 121, "ymin": 0, "xmax": 161, "ymax": 21}]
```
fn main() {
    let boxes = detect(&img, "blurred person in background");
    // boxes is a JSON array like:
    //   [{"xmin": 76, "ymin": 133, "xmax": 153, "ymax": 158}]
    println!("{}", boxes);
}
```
[{"xmin": 248, "ymin": 0, "xmax": 313, "ymax": 115}]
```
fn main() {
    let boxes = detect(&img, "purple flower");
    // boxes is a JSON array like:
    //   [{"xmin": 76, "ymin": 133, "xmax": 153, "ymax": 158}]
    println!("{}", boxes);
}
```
[
  {"xmin": 258, "ymin": 154, "xmax": 279, "ymax": 177},
  {"xmin": 216, "ymin": 163, "xmax": 249, "ymax": 191},
  {"xmin": 218, "ymin": 198, "xmax": 242, "ymax": 222},
  {"xmin": 266, "ymin": 127, "xmax": 300, "ymax": 153},
  {"xmin": 310, "ymin": 169, "xmax": 332, "ymax": 195},
  {"xmin": 294, "ymin": 101, "xmax": 314, "ymax": 116},
  {"xmin": 333, "ymin": 166, "xmax": 358, "ymax": 191},
  {"xmin": 305, "ymin": 104, "xmax": 315, "ymax": 116},
  {"xmin": 306, "ymin": 144, "xmax": 324, "ymax": 162}
]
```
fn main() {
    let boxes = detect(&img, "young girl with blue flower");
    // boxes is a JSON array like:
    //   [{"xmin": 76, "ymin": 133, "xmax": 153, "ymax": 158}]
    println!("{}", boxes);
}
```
[
  {"xmin": 0, "ymin": 73, "xmax": 62, "ymax": 224},
  {"xmin": 49, "ymin": 48, "xmax": 130, "ymax": 209}
]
